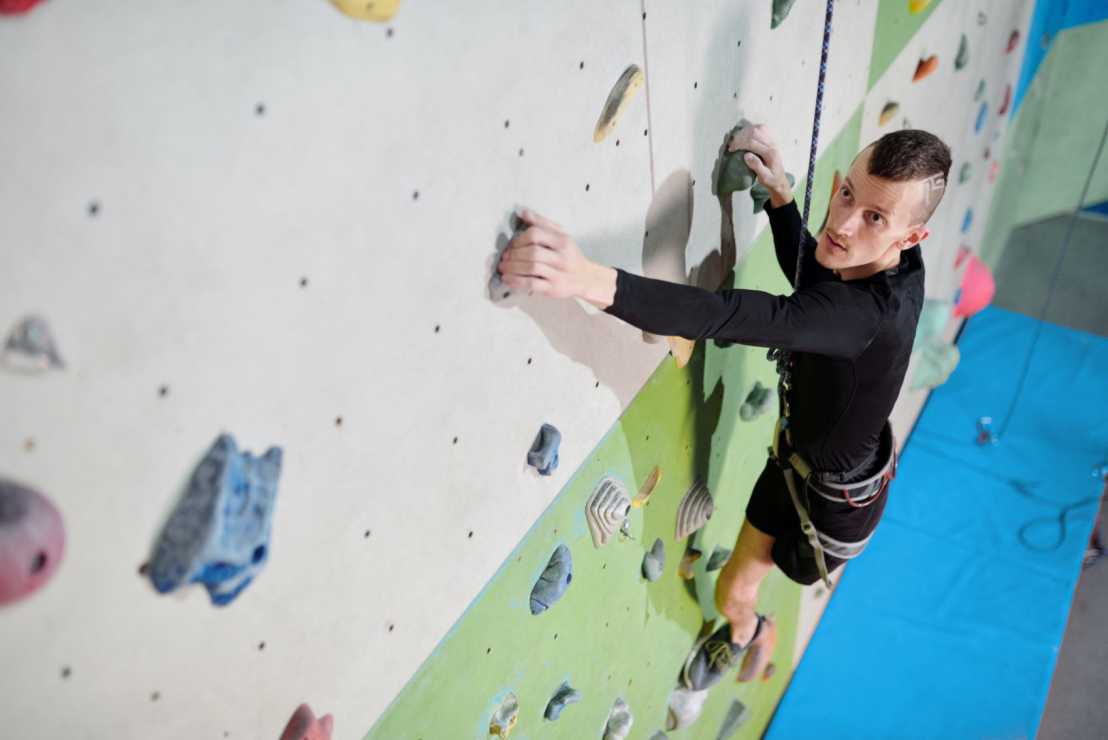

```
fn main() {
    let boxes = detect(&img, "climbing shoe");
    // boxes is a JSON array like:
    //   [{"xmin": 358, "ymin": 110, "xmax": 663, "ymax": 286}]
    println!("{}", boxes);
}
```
[{"xmin": 680, "ymin": 615, "xmax": 767, "ymax": 691}]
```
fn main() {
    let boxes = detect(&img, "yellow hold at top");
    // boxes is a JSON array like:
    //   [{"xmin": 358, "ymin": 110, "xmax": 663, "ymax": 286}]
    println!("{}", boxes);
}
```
[
  {"xmin": 330, "ymin": 0, "xmax": 401, "ymax": 22},
  {"xmin": 908, "ymin": 0, "xmax": 932, "ymax": 14},
  {"xmin": 594, "ymin": 65, "xmax": 645, "ymax": 143}
]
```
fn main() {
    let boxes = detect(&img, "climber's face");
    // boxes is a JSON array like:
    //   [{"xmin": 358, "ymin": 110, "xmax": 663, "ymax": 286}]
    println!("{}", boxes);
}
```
[{"xmin": 815, "ymin": 146, "xmax": 931, "ymax": 276}]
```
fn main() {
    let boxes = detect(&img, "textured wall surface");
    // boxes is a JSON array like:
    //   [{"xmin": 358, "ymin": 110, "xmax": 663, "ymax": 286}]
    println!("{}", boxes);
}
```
[{"xmin": 0, "ymin": 1, "xmax": 1032, "ymax": 738}]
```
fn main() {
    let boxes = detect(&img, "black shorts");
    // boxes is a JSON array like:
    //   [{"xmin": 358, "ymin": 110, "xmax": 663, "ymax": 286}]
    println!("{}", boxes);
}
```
[{"xmin": 745, "ymin": 457, "xmax": 890, "ymax": 585}]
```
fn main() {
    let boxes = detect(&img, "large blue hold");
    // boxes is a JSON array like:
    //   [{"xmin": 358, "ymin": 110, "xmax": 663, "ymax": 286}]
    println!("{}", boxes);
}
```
[
  {"xmin": 530, "ymin": 544, "xmax": 573, "ymax": 615},
  {"xmin": 527, "ymin": 423, "xmax": 561, "ymax": 476},
  {"xmin": 149, "ymin": 434, "xmax": 283, "ymax": 606}
]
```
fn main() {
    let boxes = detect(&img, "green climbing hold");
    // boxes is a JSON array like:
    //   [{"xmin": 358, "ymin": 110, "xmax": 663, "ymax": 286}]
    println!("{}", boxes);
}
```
[
  {"xmin": 955, "ymin": 33, "xmax": 969, "ymax": 70},
  {"xmin": 910, "ymin": 342, "xmax": 960, "ymax": 391},
  {"xmin": 974, "ymin": 79, "xmax": 986, "ymax": 102},
  {"xmin": 717, "ymin": 120, "xmax": 757, "ymax": 195},
  {"xmin": 912, "ymin": 299, "xmax": 954, "ymax": 349},
  {"xmin": 751, "ymin": 172, "xmax": 795, "ymax": 213},
  {"xmin": 959, "ymin": 162, "xmax": 972, "ymax": 184},
  {"xmin": 771, "ymin": 0, "xmax": 797, "ymax": 29}
]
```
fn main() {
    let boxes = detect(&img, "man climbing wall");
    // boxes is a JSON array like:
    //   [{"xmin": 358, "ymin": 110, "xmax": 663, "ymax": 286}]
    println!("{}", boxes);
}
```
[{"xmin": 497, "ymin": 123, "xmax": 951, "ymax": 690}]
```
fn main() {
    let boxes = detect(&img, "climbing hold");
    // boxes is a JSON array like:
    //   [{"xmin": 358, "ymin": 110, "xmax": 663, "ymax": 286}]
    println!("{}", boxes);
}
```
[
  {"xmin": 878, "ymin": 101, "xmax": 899, "ymax": 127},
  {"xmin": 907, "ymin": 0, "xmax": 932, "ymax": 14},
  {"xmin": 585, "ymin": 477, "xmax": 631, "ymax": 549},
  {"xmin": 997, "ymin": 84, "xmax": 1011, "ymax": 116},
  {"xmin": 955, "ymin": 34, "xmax": 969, "ymax": 70},
  {"xmin": 0, "ymin": 0, "xmax": 42, "ymax": 14},
  {"xmin": 961, "ymin": 208, "xmax": 973, "ymax": 234},
  {"xmin": 328, "ymin": 0, "xmax": 400, "ymax": 22},
  {"xmin": 912, "ymin": 299, "xmax": 954, "ymax": 349},
  {"xmin": 675, "ymin": 480, "xmax": 713, "ymax": 541},
  {"xmin": 770, "ymin": 0, "xmax": 796, "ymax": 29},
  {"xmin": 974, "ymin": 102, "xmax": 987, "ymax": 133},
  {"xmin": 976, "ymin": 416, "xmax": 998, "ymax": 446},
  {"xmin": 763, "ymin": 662, "xmax": 777, "ymax": 679},
  {"xmin": 678, "ymin": 548, "xmax": 702, "ymax": 580},
  {"xmin": 751, "ymin": 173, "xmax": 795, "ymax": 213},
  {"xmin": 0, "ymin": 478, "xmax": 65, "ymax": 607},
  {"xmin": 2, "ymin": 315, "xmax": 64, "ymax": 372},
  {"xmin": 544, "ymin": 681, "xmax": 581, "ymax": 721},
  {"xmin": 988, "ymin": 159, "xmax": 1000, "ymax": 183},
  {"xmin": 527, "ymin": 423, "xmax": 561, "ymax": 476},
  {"xmin": 705, "ymin": 546, "xmax": 731, "ymax": 572},
  {"xmin": 974, "ymin": 79, "xmax": 986, "ymax": 102},
  {"xmin": 594, "ymin": 65, "xmax": 644, "ymax": 143},
  {"xmin": 984, "ymin": 147, "xmax": 991, "ymax": 160},
  {"xmin": 642, "ymin": 538, "xmax": 665, "ymax": 581},
  {"xmin": 717, "ymin": 120, "xmax": 757, "ymax": 195},
  {"xmin": 278, "ymin": 703, "xmax": 334, "ymax": 740},
  {"xmin": 650, "ymin": 733, "xmax": 669, "ymax": 740},
  {"xmin": 530, "ymin": 544, "xmax": 572, "ymax": 615},
  {"xmin": 148, "ymin": 434, "xmax": 282, "ymax": 606},
  {"xmin": 1006, "ymin": 29, "xmax": 1020, "ymax": 54},
  {"xmin": 489, "ymin": 692, "xmax": 519, "ymax": 738},
  {"xmin": 667, "ymin": 336, "xmax": 695, "ymax": 369},
  {"xmin": 603, "ymin": 697, "xmax": 633, "ymax": 740},
  {"xmin": 912, "ymin": 55, "xmax": 939, "ymax": 82},
  {"xmin": 632, "ymin": 466, "xmax": 662, "ymax": 509},
  {"xmin": 666, "ymin": 687, "xmax": 709, "ymax": 731},
  {"xmin": 716, "ymin": 699, "xmax": 750, "ymax": 739},
  {"xmin": 959, "ymin": 162, "xmax": 972, "ymax": 184},
  {"xmin": 910, "ymin": 341, "xmax": 960, "ymax": 391},
  {"xmin": 953, "ymin": 251, "xmax": 994, "ymax": 318},
  {"xmin": 739, "ymin": 381, "xmax": 776, "ymax": 421},
  {"xmin": 977, "ymin": 11, "xmax": 987, "ymax": 25}
]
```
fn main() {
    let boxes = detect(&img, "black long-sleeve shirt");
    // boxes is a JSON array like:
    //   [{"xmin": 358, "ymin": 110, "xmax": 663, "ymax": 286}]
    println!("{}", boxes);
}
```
[{"xmin": 604, "ymin": 199, "xmax": 924, "ymax": 476}]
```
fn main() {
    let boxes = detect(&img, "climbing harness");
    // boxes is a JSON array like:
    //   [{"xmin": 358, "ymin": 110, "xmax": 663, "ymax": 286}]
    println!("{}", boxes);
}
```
[{"xmin": 765, "ymin": 0, "xmax": 898, "ymax": 588}]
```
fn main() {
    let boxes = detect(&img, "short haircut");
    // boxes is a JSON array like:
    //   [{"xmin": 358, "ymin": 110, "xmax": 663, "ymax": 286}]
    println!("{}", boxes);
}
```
[{"xmin": 862, "ymin": 129, "xmax": 952, "ymax": 224}]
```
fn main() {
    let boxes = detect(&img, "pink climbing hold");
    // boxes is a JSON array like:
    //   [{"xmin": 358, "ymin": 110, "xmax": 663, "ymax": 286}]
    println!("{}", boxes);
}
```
[
  {"xmin": 953, "ymin": 249, "xmax": 995, "ymax": 318},
  {"xmin": 0, "ymin": 478, "xmax": 65, "ymax": 607},
  {"xmin": 278, "ymin": 704, "xmax": 334, "ymax": 740},
  {"xmin": 997, "ymin": 84, "xmax": 1012, "ymax": 116},
  {"xmin": 0, "ymin": 0, "xmax": 43, "ymax": 14},
  {"xmin": 988, "ymin": 160, "xmax": 1000, "ymax": 183}
]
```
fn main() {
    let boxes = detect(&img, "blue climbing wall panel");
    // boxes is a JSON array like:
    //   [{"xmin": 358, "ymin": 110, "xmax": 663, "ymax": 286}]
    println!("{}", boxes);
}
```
[{"xmin": 767, "ymin": 306, "xmax": 1108, "ymax": 739}]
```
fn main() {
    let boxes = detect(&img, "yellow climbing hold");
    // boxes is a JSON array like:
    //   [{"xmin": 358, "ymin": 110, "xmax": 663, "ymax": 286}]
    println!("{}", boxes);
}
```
[
  {"xmin": 329, "ymin": 0, "xmax": 400, "ymax": 22},
  {"xmin": 632, "ymin": 466, "xmax": 663, "ymax": 509},
  {"xmin": 878, "ymin": 101, "xmax": 899, "ymax": 127},
  {"xmin": 666, "ymin": 336, "xmax": 695, "ymax": 369},
  {"xmin": 594, "ymin": 65, "xmax": 645, "ymax": 143},
  {"xmin": 908, "ymin": 0, "xmax": 932, "ymax": 14}
]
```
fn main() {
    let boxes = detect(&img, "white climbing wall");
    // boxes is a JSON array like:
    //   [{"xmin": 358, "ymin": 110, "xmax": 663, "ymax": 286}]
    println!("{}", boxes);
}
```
[{"xmin": 0, "ymin": 1, "xmax": 1033, "ymax": 738}]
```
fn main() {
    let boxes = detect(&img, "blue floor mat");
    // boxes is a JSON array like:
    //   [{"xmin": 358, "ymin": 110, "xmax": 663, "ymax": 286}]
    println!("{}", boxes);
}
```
[{"xmin": 767, "ymin": 306, "xmax": 1108, "ymax": 740}]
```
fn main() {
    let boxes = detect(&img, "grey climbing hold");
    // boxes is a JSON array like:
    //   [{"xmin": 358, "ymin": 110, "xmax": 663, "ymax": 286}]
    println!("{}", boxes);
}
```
[
  {"xmin": 675, "ymin": 480, "xmax": 713, "ymax": 541},
  {"xmin": 650, "ymin": 733, "xmax": 669, "ymax": 740},
  {"xmin": 544, "ymin": 681, "xmax": 581, "ymax": 721},
  {"xmin": 527, "ymin": 423, "xmax": 561, "ymax": 476},
  {"xmin": 585, "ymin": 477, "xmax": 631, "ymax": 548},
  {"xmin": 148, "ymin": 434, "xmax": 282, "ymax": 606},
  {"xmin": 739, "ymin": 381, "xmax": 776, "ymax": 421},
  {"xmin": 717, "ymin": 120, "xmax": 757, "ymax": 195},
  {"xmin": 666, "ymin": 687, "xmax": 709, "ymax": 731},
  {"xmin": 751, "ymin": 172, "xmax": 795, "ymax": 213},
  {"xmin": 716, "ymin": 699, "xmax": 750, "ymax": 739},
  {"xmin": 2, "ymin": 315, "xmax": 65, "ymax": 372},
  {"xmin": 642, "ymin": 538, "xmax": 665, "ymax": 581},
  {"xmin": 530, "ymin": 544, "xmax": 573, "ymax": 615},
  {"xmin": 959, "ymin": 162, "xmax": 973, "ymax": 184},
  {"xmin": 955, "ymin": 33, "xmax": 969, "ymax": 71},
  {"xmin": 603, "ymin": 697, "xmax": 634, "ymax": 740},
  {"xmin": 706, "ymin": 546, "xmax": 731, "ymax": 572},
  {"xmin": 974, "ymin": 79, "xmax": 986, "ymax": 102},
  {"xmin": 489, "ymin": 692, "xmax": 519, "ymax": 738},
  {"xmin": 771, "ymin": 0, "xmax": 797, "ymax": 29}
]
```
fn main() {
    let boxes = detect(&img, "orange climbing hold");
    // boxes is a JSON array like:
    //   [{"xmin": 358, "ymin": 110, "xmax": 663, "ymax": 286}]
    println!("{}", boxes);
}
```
[
  {"xmin": 912, "ymin": 55, "xmax": 939, "ymax": 82},
  {"xmin": 908, "ymin": 0, "xmax": 932, "ymax": 14}
]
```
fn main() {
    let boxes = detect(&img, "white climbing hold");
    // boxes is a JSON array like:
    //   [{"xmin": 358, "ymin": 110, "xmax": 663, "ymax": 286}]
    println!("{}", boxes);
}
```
[
  {"xmin": 675, "ymin": 480, "xmax": 714, "ymax": 541},
  {"xmin": 666, "ymin": 687, "xmax": 709, "ymax": 731},
  {"xmin": 489, "ymin": 692, "xmax": 519, "ymax": 738},
  {"xmin": 585, "ymin": 477, "xmax": 631, "ymax": 549},
  {"xmin": 603, "ymin": 697, "xmax": 634, "ymax": 740}
]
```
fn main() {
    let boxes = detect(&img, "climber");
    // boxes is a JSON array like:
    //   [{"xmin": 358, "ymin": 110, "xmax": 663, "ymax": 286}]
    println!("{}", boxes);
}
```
[{"xmin": 497, "ymin": 122, "xmax": 951, "ymax": 688}]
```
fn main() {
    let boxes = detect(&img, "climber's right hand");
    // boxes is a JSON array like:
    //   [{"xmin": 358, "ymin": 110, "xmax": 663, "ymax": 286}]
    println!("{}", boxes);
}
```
[{"xmin": 727, "ymin": 123, "xmax": 793, "ymax": 204}]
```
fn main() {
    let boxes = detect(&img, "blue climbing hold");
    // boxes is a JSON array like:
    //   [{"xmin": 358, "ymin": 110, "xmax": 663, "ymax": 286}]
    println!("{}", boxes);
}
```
[
  {"xmin": 974, "ymin": 102, "xmax": 987, "ymax": 133},
  {"xmin": 544, "ymin": 681, "xmax": 582, "ymax": 721},
  {"xmin": 527, "ymin": 423, "xmax": 561, "ymax": 476},
  {"xmin": 961, "ymin": 208, "xmax": 974, "ymax": 234},
  {"xmin": 530, "ymin": 544, "xmax": 573, "ymax": 615},
  {"xmin": 149, "ymin": 434, "xmax": 282, "ymax": 606}
]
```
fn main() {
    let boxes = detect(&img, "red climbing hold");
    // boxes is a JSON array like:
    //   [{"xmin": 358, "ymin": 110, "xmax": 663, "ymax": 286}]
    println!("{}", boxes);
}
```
[
  {"xmin": 997, "ymin": 84, "xmax": 1012, "ymax": 116},
  {"xmin": 1006, "ymin": 29, "xmax": 1020, "ymax": 54},
  {"xmin": 278, "ymin": 704, "xmax": 334, "ymax": 740},
  {"xmin": 0, "ymin": 478, "xmax": 65, "ymax": 607},
  {"xmin": 0, "ymin": 0, "xmax": 43, "ymax": 15}
]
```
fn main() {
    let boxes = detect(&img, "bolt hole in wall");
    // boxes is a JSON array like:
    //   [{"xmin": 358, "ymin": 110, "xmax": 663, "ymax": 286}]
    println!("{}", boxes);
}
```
[
  {"xmin": 254, "ymin": 103, "xmax": 265, "ymax": 116},
  {"xmin": 157, "ymin": 385, "xmax": 169, "ymax": 398},
  {"xmin": 87, "ymin": 200, "xmax": 99, "ymax": 217}
]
